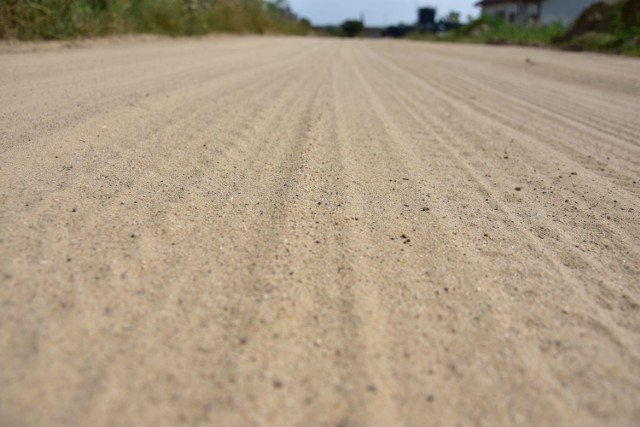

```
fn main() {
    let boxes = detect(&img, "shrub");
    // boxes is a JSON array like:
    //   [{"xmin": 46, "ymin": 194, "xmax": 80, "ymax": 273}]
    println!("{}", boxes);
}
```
[{"xmin": 552, "ymin": 0, "xmax": 640, "ymax": 56}]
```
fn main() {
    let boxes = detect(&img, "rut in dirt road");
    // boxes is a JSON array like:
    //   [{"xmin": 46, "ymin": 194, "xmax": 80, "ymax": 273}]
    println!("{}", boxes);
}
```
[{"xmin": 1, "ymin": 37, "xmax": 639, "ymax": 426}]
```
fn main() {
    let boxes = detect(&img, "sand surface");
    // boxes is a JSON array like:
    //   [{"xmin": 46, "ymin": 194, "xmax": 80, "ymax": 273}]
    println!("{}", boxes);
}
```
[{"xmin": 1, "ymin": 36, "xmax": 639, "ymax": 426}]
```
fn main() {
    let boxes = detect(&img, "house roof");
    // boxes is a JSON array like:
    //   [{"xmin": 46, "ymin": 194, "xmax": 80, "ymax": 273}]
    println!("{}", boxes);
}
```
[{"xmin": 475, "ymin": 0, "xmax": 540, "ymax": 6}]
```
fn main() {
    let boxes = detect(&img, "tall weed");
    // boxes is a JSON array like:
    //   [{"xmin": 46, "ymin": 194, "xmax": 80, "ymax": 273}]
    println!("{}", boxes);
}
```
[{"xmin": 0, "ymin": 0, "xmax": 309, "ymax": 40}]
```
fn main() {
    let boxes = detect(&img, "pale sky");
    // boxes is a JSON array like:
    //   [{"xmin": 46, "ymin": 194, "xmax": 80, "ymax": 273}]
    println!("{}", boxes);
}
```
[{"xmin": 288, "ymin": 0, "xmax": 480, "ymax": 26}]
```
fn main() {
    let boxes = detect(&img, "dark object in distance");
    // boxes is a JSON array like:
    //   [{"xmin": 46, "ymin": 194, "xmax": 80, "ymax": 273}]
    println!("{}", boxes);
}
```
[{"xmin": 341, "ymin": 20, "xmax": 364, "ymax": 38}]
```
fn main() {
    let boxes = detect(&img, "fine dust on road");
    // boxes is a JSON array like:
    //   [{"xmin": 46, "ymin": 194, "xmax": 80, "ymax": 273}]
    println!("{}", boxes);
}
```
[{"xmin": 1, "ymin": 37, "xmax": 639, "ymax": 426}]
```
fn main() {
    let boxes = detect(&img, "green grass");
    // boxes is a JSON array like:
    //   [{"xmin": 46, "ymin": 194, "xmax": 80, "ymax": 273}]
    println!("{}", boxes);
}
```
[
  {"xmin": 410, "ymin": 0, "xmax": 639, "ymax": 57},
  {"xmin": 0, "ymin": 0, "xmax": 310, "ymax": 40},
  {"xmin": 558, "ymin": 32, "xmax": 640, "ymax": 56},
  {"xmin": 409, "ymin": 16, "xmax": 565, "ymax": 47}
]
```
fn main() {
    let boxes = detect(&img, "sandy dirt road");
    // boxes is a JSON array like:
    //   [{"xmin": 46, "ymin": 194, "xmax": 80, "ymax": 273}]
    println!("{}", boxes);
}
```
[{"xmin": 1, "ymin": 36, "xmax": 639, "ymax": 426}]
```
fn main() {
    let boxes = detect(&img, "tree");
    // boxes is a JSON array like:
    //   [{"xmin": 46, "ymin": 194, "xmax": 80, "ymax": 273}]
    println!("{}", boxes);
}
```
[
  {"xmin": 267, "ymin": 0, "xmax": 291, "ymax": 14},
  {"xmin": 446, "ymin": 11, "xmax": 460, "ymax": 24},
  {"xmin": 300, "ymin": 18, "xmax": 311, "ymax": 30},
  {"xmin": 341, "ymin": 19, "xmax": 363, "ymax": 37}
]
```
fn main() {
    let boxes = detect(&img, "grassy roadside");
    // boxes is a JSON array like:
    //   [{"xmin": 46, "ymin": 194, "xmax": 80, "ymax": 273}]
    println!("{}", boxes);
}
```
[
  {"xmin": 0, "ymin": 0, "xmax": 310, "ymax": 40},
  {"xmin": 409, "ymin": 17, "xmax": 565, "ymax": 47},
  {"xmin": 553, "ymin": 0, "xmax": 640, "ymax": 56},
  {"xmin": 410, "ymin": 0, "xmax": 639, "ymax": 57}
]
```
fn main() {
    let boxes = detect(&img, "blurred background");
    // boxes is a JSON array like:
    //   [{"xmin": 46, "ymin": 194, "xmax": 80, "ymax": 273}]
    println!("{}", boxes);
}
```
[
  {"xmin": 0, "ymin": 0, "xmax": 638, "ymax": 55},
  {"xmin": 289, "ymin": 0, "xmax": 477, "ymax": 26}
]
